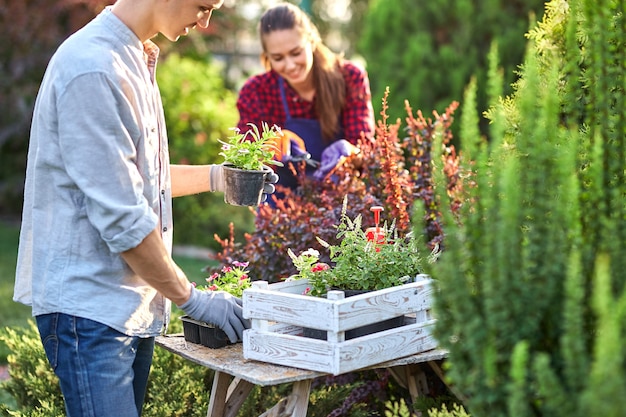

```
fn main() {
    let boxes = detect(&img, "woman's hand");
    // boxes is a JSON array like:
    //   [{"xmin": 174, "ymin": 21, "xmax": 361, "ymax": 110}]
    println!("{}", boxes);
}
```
[{"xmin": 313, "ymin": 140, "xmax": 359, "ymax": 180}]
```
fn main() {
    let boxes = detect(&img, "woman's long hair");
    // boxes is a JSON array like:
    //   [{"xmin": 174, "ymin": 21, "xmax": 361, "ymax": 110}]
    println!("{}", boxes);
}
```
[{"xmin": 259, "ymin": 3, "xmax": 346, "ymax": 141}]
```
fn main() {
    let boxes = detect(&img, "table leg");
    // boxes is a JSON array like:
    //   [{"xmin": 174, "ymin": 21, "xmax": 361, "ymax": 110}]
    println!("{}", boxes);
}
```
[
  {"xmin": 208, "ymin": 371, "xmax": 232, "ymax": 417},
  {"xmin": 207, "ymin": 372, "xmax": 256, "ymax": 417},
  {"xmin": 426, "ymin": 361, "xmax": 466, "ymax": 403},
  {"xmin": 290, "ymin": 379, "xmax": 312, "ymax": 417},
  {"xmin": 224, "ymin": 378, "xmax": 255, "ymax": 417}
]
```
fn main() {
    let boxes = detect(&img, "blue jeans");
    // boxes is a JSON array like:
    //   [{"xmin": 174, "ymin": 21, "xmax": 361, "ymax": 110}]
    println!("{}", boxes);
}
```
[{"xmin": 36, "ymin": 313, "xmax": 155, "ymax": 417}]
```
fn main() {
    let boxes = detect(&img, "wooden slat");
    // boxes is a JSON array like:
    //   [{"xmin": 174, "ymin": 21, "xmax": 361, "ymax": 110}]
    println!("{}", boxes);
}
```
[
  {"xmin": 243, "ymin": 320, "xmax": 437, "ymax": 375},
  {"xmin": 243, "ymin": 278, "xmax": 432, "ymax": 332}
]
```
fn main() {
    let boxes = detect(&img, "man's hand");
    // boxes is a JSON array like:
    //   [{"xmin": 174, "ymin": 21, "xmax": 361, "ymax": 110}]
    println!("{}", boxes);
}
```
[
  {"xmin": 209, "ymin": 164, "xmax": 279, "ymax": 202},
  {"xmin": 261, "ymin": 167, "xmax": 279, "ymax": 202},
  {"xmin": 178, "ymin": 285, "xmax": 250, "ymax": 343}
]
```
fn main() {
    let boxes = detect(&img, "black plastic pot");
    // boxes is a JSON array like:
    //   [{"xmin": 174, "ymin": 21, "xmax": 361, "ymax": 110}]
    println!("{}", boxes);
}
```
[
  {"xmin": 222, "ymin": 164, "xmax": 272, "ymax": 206},
  {"xmin": 181, "ymin": 316, "xmax": 230, "ymax": 349},
  {"xmin": 302, "ymin": 289, "xmax": 406, "ymax": 340},
  {"xmin": 303, "ymin": 315, "xmax": 405, "ymax": 341}
]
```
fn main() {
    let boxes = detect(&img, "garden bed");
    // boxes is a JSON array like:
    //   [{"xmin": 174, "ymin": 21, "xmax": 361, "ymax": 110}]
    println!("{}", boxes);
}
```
[{"xmin": 242, "ymin": 275, "xmax": 437, "ymax": 375}]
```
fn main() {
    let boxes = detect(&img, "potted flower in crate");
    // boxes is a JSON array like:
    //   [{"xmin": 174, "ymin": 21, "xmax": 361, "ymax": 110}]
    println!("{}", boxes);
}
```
[
  {"xmin": 181, "ymin": 261, "xmax": 252, "ymax": 348},
  {"xmin": 218, "ymin": 122, "xmax": 283, "ymax": 206},
  {"xmin": 288, "ymin": 205, "xmax": 424, "ymax": 296},
  {"xmin": 287, "ymin": 199, "xmax": 428, "ymax": 339}
]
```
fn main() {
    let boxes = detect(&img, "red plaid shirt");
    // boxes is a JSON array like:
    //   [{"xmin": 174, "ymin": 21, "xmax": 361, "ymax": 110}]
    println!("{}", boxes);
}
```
[{"xmin": 236, "ymin": 61, "xmax": 374, "ymax": 144}]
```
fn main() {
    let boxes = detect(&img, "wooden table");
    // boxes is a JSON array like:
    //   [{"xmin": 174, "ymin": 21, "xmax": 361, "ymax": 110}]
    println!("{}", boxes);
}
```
[{"xmin": 156, "ymin": 334, "xmax": 449, "ymax": 417}]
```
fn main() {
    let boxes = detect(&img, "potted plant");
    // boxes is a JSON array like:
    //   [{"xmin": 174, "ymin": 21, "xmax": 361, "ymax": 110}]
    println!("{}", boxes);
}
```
[
  {"xmin": 287, "ymin": 199, "xmax": 427, "ymax": 339},
  {"xmin": 181, "ymin": 261, "xmax": 252, "ymax": 348},
  {"xmin": 218, "ymin": 122, "xmax": 283, "ymax": 206}
]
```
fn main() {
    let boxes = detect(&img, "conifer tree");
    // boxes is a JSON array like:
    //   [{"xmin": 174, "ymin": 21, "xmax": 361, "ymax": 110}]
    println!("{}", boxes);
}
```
[{"xmin": 419, "ymin": 0, "xmax": 626, "ymax": 415}]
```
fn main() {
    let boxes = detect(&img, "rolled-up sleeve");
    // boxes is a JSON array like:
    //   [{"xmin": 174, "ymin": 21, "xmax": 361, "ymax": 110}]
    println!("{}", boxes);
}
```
[{"xmin": 57, "ymin": 72, "xmax": 158, "ymax": 253}]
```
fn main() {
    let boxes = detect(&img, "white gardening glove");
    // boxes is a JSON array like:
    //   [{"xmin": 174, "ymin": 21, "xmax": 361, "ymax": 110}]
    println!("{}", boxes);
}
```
[
  {"xmin": 209, "ymin": 164, "xmax": 279, "ymax": 202},
  {"xmin": 178, "ymin": 285, "xmax": 250, "ymax": 343}
]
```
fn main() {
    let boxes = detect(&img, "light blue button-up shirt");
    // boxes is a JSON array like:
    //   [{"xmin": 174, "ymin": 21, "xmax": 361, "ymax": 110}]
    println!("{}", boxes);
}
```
[{"xmin": 14, "ymin": 7, "xmax": 173, "ymax": 337}]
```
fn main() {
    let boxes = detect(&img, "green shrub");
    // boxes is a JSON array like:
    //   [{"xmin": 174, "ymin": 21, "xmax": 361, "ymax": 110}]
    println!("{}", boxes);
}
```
[
  {"xmin": 358, "ymin": 0, "xmax": 545, "ymax": 136},
  {"xmin": 0, "ymin": 322, "xmax": 65, "ymax": 416},
  {"xmin": 427, "ymin": 0, "xmax": 626, "ymax": 416},
  {"xmin": 427, "ymin": 403, "xmax": 470, "ymax": 417},
  {"xmin": 142, "ymin": 345, "xmax": 211, "ymax": 417}
]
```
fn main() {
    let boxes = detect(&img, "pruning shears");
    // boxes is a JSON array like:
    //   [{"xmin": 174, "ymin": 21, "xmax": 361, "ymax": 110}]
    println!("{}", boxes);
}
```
[{"xmin": 287, "ymin": 147, "xmax": 320, "ymax": 168}]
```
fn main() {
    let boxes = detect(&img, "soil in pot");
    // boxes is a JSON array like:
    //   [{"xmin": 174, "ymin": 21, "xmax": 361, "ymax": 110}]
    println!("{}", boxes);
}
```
[{"xmin": 222, "ymin": 164, "xmax": 272, "ymax": 206}]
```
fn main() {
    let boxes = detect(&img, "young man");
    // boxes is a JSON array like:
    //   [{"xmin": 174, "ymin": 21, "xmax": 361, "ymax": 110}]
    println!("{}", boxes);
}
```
[{"xmin": 13, "ymin": 1, "xmax": 276, "ymax": 415}]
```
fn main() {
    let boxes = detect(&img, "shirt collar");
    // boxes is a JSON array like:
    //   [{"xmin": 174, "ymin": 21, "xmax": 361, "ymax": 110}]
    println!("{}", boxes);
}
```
[
  {"xmin": 99, "ymin": 6, "xmax": 143, "ymax": 49},
  {"xmin": 99, "ymin": 7, "xmax": 161, "ymax": 82}
]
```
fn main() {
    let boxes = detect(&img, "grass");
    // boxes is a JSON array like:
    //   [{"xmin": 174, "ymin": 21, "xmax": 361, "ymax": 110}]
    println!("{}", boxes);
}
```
[
  {"xmin": 0, "ymin": 221, "xmax": 216, "ymax": 362},
  {"xmin": 0, "ymin": 222, "xmax": 29, "ymax": 330}
]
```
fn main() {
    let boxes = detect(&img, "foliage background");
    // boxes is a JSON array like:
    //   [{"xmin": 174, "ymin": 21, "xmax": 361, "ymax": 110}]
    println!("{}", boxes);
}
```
[
  {"xmin": 358, "ymin": 0, "xmax": 546, "ymax": 137},
  {"xmin": 0, "ymin": 0, "xmax": 544, "ymax": 250},
  {"xmin": 4, "ymin": 1, "xmax": 623, "ymax": 416}
]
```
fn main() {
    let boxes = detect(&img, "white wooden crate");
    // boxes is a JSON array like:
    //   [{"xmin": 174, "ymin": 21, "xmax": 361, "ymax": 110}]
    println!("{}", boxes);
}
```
[{"xmin": 242, "ymin": 274, "xmax": 437, "ymax": 375}]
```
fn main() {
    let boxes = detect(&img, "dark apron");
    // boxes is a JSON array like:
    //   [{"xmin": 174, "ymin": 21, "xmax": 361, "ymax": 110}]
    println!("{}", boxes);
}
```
[{"xmin": 275, "ymin": 77, "xmax": 343, "ymax": 192}]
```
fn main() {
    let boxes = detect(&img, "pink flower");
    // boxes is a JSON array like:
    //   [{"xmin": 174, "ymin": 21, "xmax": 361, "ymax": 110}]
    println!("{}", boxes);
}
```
[
  {"xmin": 303, "ymin": 287, "xmax": 311, "ymax": 295},
  {"xmin": 233, "ymin": 261, "xmax": 249, "ymax": 268},
  {"xmin": 209, "ymin": 284, "xmax": 219, "ymax": 291},
  {"xmin": 191, "ymin": 282, "xmax": 197, "ymax": 287},
  {"xmin": 222, "ymin": 266, "xmax": 233, "ymax": 273},
  {"xmin": 207, "ymin": 272, "xmax": 219, "ymax": 282},
  {"xmin": 239, "ymin": 274, "xmax": 248, "ymax": 281}
]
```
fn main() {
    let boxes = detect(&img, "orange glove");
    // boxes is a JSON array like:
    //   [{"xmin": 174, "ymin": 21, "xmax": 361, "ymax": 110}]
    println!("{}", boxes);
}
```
[{"xmin": 269, "ymin": 129, "xmax": 307, "ymax": 162}]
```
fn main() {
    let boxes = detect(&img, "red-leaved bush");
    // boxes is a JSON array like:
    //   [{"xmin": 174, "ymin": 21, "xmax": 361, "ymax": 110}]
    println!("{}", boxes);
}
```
[{"xmin": 213, "ymin": 90, "xmax": 462, "ymax": 283}]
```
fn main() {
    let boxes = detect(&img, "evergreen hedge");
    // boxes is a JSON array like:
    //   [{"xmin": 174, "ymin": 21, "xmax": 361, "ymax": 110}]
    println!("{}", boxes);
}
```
[{"xmin": 423, "ymin": 0, "xmax": 625, "ymax": 416}]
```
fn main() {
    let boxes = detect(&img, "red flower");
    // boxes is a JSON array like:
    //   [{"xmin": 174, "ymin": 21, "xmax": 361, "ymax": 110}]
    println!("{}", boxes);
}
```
[{"xmin": 311, "ymin": 263, "xmax": 330, "ymax": 273}]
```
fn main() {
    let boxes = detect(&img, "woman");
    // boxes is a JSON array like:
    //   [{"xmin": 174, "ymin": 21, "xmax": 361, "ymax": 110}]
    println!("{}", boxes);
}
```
[{"xmin": 236, "ymin": 2, "xmax": 375, "ymax": 190}]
